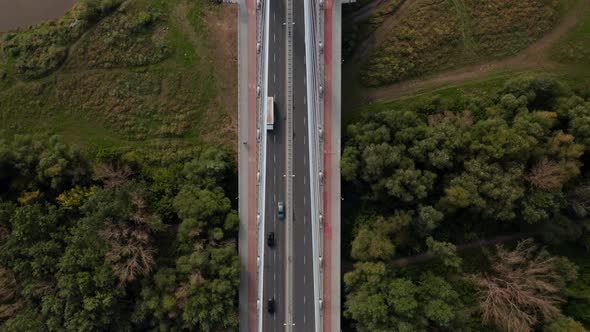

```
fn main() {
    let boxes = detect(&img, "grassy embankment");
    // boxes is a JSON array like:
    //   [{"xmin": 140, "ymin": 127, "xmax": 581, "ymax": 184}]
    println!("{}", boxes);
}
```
[
  {"xmin": 370, "ymin": 0, "xmax": 589, "ymax": 103},
  {"xmin": 357, "ymin": 0, "xmax": 563, "ymax": 86},
  {"xmin": 0, "ymin": 0, "xmax": 236, "ymax": 161},
  {"xmin": 342, "ymin": 0, "xmax": 590, "ymax": 121}
]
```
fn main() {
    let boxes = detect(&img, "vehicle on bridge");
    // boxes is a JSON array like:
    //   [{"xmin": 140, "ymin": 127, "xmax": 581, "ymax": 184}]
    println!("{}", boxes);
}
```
[
  {"xmin": 267, "ymin": 232, "xmax": 275, "ymax": 247},
  {"xmin": 266, "ymin": 96, "xmax": 274, "ymax": 131},
  {"xmin": 277, "ymin": 201, "xmax": 285, "ymax": 220},
  {"xmin": 267, "ymin": 298, "xmax": 276, "ymax": 314}
]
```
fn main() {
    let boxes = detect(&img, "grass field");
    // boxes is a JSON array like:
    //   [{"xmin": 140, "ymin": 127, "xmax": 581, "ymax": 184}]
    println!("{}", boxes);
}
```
[
  {"xmin": 356, "ymin": 0, "xmax": 563, "ymax": 87},
  {"xmin": 0, "ymin": 0, "xmax": 237, "ymax": 161},
  {"xmin": 341, "ymin": 0, "xmax": 590, "ymax": 119},
  {"xmin": 551, "ymin": 1, "xmax": 590, "ymax": 67}
]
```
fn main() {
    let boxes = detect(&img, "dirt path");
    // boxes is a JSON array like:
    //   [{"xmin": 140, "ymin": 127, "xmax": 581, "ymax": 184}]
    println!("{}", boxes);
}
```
[{"xmin": 363, "ymin": 0, "xmax": 590, "ymax": 103}]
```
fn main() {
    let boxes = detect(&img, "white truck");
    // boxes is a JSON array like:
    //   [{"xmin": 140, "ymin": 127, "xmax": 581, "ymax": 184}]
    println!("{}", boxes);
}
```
[{"xmin": 266, "ymin": 96, "xmax": 274, "ymax": 131}]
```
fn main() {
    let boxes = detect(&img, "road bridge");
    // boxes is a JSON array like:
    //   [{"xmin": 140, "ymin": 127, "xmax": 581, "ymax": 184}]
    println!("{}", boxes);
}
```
[{"xmin": 238, "ymin": 0, "xmax": 345, "ymax": 330}]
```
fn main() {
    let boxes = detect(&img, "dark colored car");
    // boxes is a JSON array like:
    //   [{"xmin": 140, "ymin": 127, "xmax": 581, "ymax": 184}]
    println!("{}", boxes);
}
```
[
  {"xmin": 277, "ymin": 201, "xmax": 285, "ymax": 220},
  {"xmin": 268, "ymin": 298, "xmax": 276, "ymax": 314},
  {"xmin": 267, "ymin": 232, "xmax": 275, "ymax": 247}
]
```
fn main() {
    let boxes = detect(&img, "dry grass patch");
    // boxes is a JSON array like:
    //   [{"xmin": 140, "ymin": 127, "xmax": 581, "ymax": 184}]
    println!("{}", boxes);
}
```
[{"xmin": 361, "ymin": 0, "xmax": 561, "ymax": 87}]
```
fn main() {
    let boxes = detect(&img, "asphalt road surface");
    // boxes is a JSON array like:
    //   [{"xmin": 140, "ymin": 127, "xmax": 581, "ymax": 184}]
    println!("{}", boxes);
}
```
[
  {"xmin": 291, "ymin": 0, "xmax": 315, "ymax": 329},
  {"xmin": 263, "ymin": 0, "xmax": 287, "ymax": 330},
  {"xmin": 263, "ymin": 0, "xmax": 315, "ymax": 330}
]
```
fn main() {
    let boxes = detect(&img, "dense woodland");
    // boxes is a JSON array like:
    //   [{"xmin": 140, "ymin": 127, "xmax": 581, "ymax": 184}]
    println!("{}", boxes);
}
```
[
  {"xmin": 0, "ymin": 137, "xmax": 239, "ymax": 331},
  {"xmin": 341, "ymin": 76, "xmax": 590, "ymax": 331}
]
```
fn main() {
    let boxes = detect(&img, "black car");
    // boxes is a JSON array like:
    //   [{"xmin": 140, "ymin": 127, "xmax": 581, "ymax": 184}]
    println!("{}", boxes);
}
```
[
  {"xmin": 277, "ymin": 201, "xmax": 285, "ymax": 220},
  {"xmin": 267, "ymin": 232, "xmax": 275, "ymax": 247},
  {"xmin": 267, "ymin": 298, "xmax": 276, "ymax": 314}
]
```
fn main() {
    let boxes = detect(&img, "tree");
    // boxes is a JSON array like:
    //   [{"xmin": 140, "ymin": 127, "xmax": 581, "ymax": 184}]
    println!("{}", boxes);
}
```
[
  {"xmin": 344, "ymin": 262, "xmax": 461, "ymax": 331},
  {"xmin": 41, "ymin": 187, "xmax": 130, "ymax": 332},
  {"xmin": 0, "ymin": 203, "xmax": 65, "ymax": 285},
  {"xmin": 0, "ymin": 136, "xmax": 89, "ymax": 200},
  {"xmin": 0, "ymin": 268, "xmax": 22, "ymax": 320},
  {"xmin": 131, "ymin": 151, "xmax": 239, "ymax": 331},
  {"xmin": 351, "ymin": 225, "xmax": 396, "ymax": 261},
  {"xmin": 441, "ymin": 158, "xmax": 525, "ymax": 221},
  {"xmin": 93, "ymin": 163, "xmax": 133, "ymax": 189},
  {"xmin": 426, "ymin": 237, "xmax": 462, "ymax": 270},
  {"xmin": 471, "ymin": 239, "xmax": 575, "ymax": 332},
  {"xmin": 545, "ymin": 316, "xmax": 588, "ymax": 332},
  {"xmin": 525, "ymin": 158, "xmax": 566, "ymax": 190},
  {"xmin": 341, "ymin": 76, "xmax": 590, "ymax": 332},
  {"xmin": 99, "ymin": 191, "xmax": 162, "ymax": 285}
]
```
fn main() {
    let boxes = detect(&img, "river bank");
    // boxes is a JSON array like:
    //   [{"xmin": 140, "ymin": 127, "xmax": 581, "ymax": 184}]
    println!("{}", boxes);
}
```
[{"xmin": 0, "ymin": 0, "xmax": 77, "ymax": 32}]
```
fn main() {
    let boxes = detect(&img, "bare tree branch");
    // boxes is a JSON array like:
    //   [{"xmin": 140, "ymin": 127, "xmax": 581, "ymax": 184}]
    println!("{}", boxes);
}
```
[
  {"xmin": 525, "ymin": 158, "xmax": 566, "ymax": 190},
  {"xmin": 94, "ymin": 163, "xmax": 133, "ymax": 189},
  {"xmin": 471, "ymin": 239, "xmax": 564, "ymax": 332}
]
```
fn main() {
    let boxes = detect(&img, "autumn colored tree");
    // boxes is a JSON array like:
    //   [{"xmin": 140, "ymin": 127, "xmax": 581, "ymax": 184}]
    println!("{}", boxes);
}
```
[{"xmin": 471, "ymin": 239, "xmax": 576, "ymax": 332}]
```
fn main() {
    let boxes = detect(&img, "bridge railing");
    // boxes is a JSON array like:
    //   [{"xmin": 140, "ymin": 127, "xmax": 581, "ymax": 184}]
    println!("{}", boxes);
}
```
[
  {"xmin": 255, "ymin": 0, "xmax": 270, "ymax": 330},
  {"xmin": 303, "ymin": 0, "xmax": 323, "ymax": 330}
]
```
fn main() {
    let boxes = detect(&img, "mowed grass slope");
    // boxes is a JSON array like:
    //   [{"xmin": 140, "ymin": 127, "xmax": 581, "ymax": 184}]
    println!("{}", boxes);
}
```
[
  {"xmin": 359, "ymin": 0, "xmax": 562, "ymax": 86},
  {"xmin": 0, "ymin": 0, "xmax": 237, "ymax": 160},
  {"xmin": 346, "ymin": 0, "xmax": 590, "ymax": 125},
  {"xmin": 552, "ymin": 1, "xmax": 590, "ymax": 67}
]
